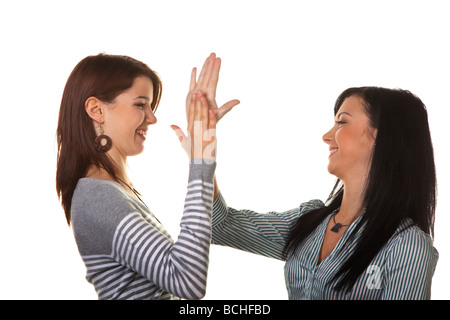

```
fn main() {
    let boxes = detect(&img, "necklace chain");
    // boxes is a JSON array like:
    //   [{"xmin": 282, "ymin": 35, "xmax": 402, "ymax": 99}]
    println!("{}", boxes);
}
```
[
  {"xmin": 95, "ymin": 165, "xmax": 153, "ymax": 212},
  {"xmin": 329, "ymin": 207, "xmax": 366, "ymax": 233},
  {"xmin": 115, "ymin": 176, "xmax": 163, "ymax": 225},
  {"xmin": 330, "ymin": 210, "xmax": 350, "ymax": 233},
  {"xmin": 93, "ymin": 165, "xmax": 162, "ymax": 224},
  {"xmin": 115, "ymin": 177, "xmax": 147, "ymax": 207}
]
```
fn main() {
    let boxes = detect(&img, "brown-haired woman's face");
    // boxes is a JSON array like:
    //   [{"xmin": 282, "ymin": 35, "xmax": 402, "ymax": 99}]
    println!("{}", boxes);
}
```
[
  {"xmin": 102, "ymin": 76, "xmax": 157, "ymax": 158},
  {"xmin": 322, "ymin": 95, "xmax": 377, "ymax": 182}
]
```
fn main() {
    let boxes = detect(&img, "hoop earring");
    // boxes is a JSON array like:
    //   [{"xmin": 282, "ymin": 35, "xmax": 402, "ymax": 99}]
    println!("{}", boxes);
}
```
[{"xmin": 94, "ymin": 124, "xmax": 112, "ymax": 153}]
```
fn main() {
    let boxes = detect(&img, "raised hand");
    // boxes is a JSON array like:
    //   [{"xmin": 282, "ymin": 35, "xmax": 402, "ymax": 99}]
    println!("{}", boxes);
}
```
[
  {"xmin": 186, "ymin": 53, "xmax": 240, "ymax": 123},
  {"xmin": 172, "ymin": 90, "xmax": 217, "ymax": 163}
]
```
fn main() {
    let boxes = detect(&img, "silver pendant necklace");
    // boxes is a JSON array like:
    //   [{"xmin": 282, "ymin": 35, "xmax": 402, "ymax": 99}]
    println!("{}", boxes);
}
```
[{"xmin": 330, "ymin": 212, "xmax": 350, "ymax": 233}]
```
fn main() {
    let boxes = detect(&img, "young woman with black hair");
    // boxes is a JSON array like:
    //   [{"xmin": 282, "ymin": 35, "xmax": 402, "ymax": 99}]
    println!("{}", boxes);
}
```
[{"xmin": 209, "ymin": 86, "xmax": 438, "ymax": 299}]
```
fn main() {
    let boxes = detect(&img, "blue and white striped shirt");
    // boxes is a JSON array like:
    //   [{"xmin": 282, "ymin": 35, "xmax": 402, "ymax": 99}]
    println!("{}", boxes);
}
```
[
  {"xmin": 212, "ymin": 193, "xmax": 439, "ymax": 299},
  {"xmin": 71, "ymin": 162, "xmax": 216, "ymax": 300}
]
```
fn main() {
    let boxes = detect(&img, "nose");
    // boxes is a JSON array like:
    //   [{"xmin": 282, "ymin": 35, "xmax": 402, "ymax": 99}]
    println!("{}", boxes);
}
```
[
  {"xmin": 322, "ymin": 126, "xmax": 334, "ymax": 145},
  {"xmin": 146, "ymin": 107, "xmax": 157, "ymax": 125}
]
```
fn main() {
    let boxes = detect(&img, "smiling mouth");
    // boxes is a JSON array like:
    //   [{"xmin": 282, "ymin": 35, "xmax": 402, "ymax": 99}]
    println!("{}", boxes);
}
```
[
  {"xmin": 329, "ymin": 148, "xmax": 338, "ymax": 157},
  {"xmin": 136, "ymin": 129, "xmax": 147, "ymax": 137}
]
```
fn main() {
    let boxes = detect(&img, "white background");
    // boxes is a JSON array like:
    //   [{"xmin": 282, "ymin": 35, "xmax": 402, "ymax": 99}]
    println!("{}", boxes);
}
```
[{"xmin": 0, "ymin": 0, "xmax": 448, "ymax": 299}]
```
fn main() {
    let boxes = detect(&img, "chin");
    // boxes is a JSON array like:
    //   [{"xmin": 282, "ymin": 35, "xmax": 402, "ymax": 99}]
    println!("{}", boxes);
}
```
[
  {"xmin": 327, "ymin": 163, "xmax": 335, "ymax": 175},
  {"xmin": 128, "ymin": 147, "xmax": 145, "ymax": 157},
  {"xmin": 327, "ymin": 164, "xmax": 342, "ymax": 179}
]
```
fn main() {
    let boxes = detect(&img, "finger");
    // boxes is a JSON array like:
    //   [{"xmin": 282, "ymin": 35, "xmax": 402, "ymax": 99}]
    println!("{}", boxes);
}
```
[
  {"xmin": 193, "ymin": 93, "xmax": 204, "ymax": 159},
  {"xmin": 189, "ymin": 67, "xmax": 197, "ymax": 92},
  {"xmin": 216, "ymin": 99, "xmax": 241, "ymax": 120},
  {"xmin": 170, "ymin": 125, "xmax": 187, "ymax": 144},
  {"xmin": 209, "ymin": 109, "xmax": 217, "ymax": 130},
  {"xmin": 208, "ymin": 57, "xmax": 221, "ymax": 99},
  {"xmin": 187, "ymin": 93, "xmax": 197, "ymax": 133},
  {"xmin": 171, "ymin": 125, "xmax": 191, "ymax": 157},
  {"xmin": 198, "ymin": 53, "xmax": 216, "ymax": 88},
  {"xmin": 201, "ymin": 95, "xmax": 209, "ymax": 135},
  {"xmin": 196, "ymin": 54, "xmax": 211, "ymax": 88},
  {"xmin": 194, "ymin": 91, "xmax": 202, "ymax": 124}
]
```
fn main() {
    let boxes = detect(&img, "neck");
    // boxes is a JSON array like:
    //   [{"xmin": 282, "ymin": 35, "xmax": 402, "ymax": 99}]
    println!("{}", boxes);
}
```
[
  {"xmin": 338, "ymin": 176, "xmax": 367, "ymax": 223},
  {"xmin": 108, "ymin": 150, "xmax": 130, "ymax": 184},
  {"xmin": 86, "ymin": 153, "xmax": 130, "ymax": 186}
]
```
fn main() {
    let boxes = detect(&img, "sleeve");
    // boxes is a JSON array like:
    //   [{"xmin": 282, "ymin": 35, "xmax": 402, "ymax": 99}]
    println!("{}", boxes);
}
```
[
  {"xmin": 111, "ymin": 161, "xmax": 216, "ymax": 300},
  {"xmin": 211, "ymin": 192, "xmax": 324, "ymax": 261},
  {"xmin": 382, "ymin": 228, "xmax": 439, "ymax": 300}
]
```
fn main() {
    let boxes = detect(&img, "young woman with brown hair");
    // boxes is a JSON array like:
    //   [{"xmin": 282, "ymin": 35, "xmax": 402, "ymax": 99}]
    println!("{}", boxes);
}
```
[{"xmin": 56, "ymin": 53, "xmax": 225, "ymax": 300}]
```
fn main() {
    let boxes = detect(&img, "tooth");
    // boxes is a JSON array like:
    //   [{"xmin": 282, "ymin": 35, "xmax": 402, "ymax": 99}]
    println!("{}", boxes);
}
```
[{"xmin": 137, "ymin": 130, "xmax": 146, "ymax": 136}]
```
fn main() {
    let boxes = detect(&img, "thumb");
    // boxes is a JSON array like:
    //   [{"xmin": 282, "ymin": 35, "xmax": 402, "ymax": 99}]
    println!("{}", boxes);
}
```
[
  {"xmin": 170, "ymin": 125, "xmax": 187, "ymax": 144},
  {"xmin": 216, "ymin": 99, "xmax": 240, "ymax": 121},
  {"xmin": 170, "ymin": 125, "xmax": 191, "ymax": 157}
]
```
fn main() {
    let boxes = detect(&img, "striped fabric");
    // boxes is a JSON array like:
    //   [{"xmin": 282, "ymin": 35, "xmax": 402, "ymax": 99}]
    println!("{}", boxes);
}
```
[
  {"xmin": 71, "ymin": 163, "xmax": 215, "ymax": 300},
  {"xmin": 212, "ymin": 193, "xmax": 439, "ymax": 299}
]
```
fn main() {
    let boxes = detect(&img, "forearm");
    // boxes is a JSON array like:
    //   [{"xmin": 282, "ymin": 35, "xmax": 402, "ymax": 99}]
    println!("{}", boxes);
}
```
[
  {"xmin": 212, "ymin": 192, "xmax": 295, "ymax": 261},
  {"xmin": 172, "ymin": 161, "xmax": 216, "ymax": 297},
  {"xmin": 111, "ymin": 162, "xmax": 216, "ymax": 300}
]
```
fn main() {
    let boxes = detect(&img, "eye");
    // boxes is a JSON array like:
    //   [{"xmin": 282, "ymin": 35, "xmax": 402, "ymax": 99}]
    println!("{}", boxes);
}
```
[
  {"xmin": 335, "ymin": 120, "xmax": 346, "ymax": 127},
  {"xmin": 135, "ymin": 103, "xmax": 146, "ymax": 109}
]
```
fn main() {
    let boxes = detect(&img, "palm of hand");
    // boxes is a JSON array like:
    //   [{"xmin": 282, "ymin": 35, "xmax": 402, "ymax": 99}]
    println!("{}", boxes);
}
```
[{"xmin": 185, "ymin": 53, "xmax": 239, "ymax": 123}]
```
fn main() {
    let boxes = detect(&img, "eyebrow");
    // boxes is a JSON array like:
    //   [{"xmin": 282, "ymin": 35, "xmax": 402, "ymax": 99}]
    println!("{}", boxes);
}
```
[
  {"xmin": 135, "ymin": 96, "xmax": 150, "ymax": 101},
  {"xmin": 337, "ymin": 111, "xmax": 352, "ymax": 118}
]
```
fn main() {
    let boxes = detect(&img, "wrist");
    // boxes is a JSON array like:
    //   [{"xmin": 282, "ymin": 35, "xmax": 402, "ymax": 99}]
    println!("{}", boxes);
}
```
[{"xmin": 188, "ymin": 160, "xmax": 217, "ymax": 182}]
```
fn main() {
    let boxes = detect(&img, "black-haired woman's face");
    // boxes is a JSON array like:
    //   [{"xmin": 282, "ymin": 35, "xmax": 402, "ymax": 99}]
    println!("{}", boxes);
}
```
[{"xmin": 322, "ymin": 95, "xmax": 377, "ymax": 182}]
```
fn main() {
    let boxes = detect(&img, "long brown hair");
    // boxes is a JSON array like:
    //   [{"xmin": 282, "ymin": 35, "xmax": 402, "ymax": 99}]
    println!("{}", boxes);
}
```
[{"xmin": 56, "ymin": 53, "xmax": 162, "ymax": 224}]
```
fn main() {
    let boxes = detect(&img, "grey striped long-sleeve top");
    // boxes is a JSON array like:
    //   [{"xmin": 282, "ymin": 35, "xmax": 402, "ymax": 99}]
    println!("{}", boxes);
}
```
[
  {"xmin": 70, "ymin": 162, "xmax": 215, "ymax": 300},
  {"xmin": 212, "ymin": 193, "xmax": 439, "ymax": 299}
]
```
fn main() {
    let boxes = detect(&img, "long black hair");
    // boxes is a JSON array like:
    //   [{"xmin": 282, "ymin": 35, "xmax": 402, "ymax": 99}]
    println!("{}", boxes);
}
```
[{"xmin": 283, "ymin": 87, "xmax": 436, "ymax": 292}]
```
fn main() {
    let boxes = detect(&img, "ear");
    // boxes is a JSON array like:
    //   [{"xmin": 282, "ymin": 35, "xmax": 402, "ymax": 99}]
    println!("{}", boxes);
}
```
[
  {"xmin": 85, "ymin": 96, "xmax": 104, "ymax": 123},
  {"xmin": 371, "ymin": 128, "xmax": 378, "ymax": 141}
]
